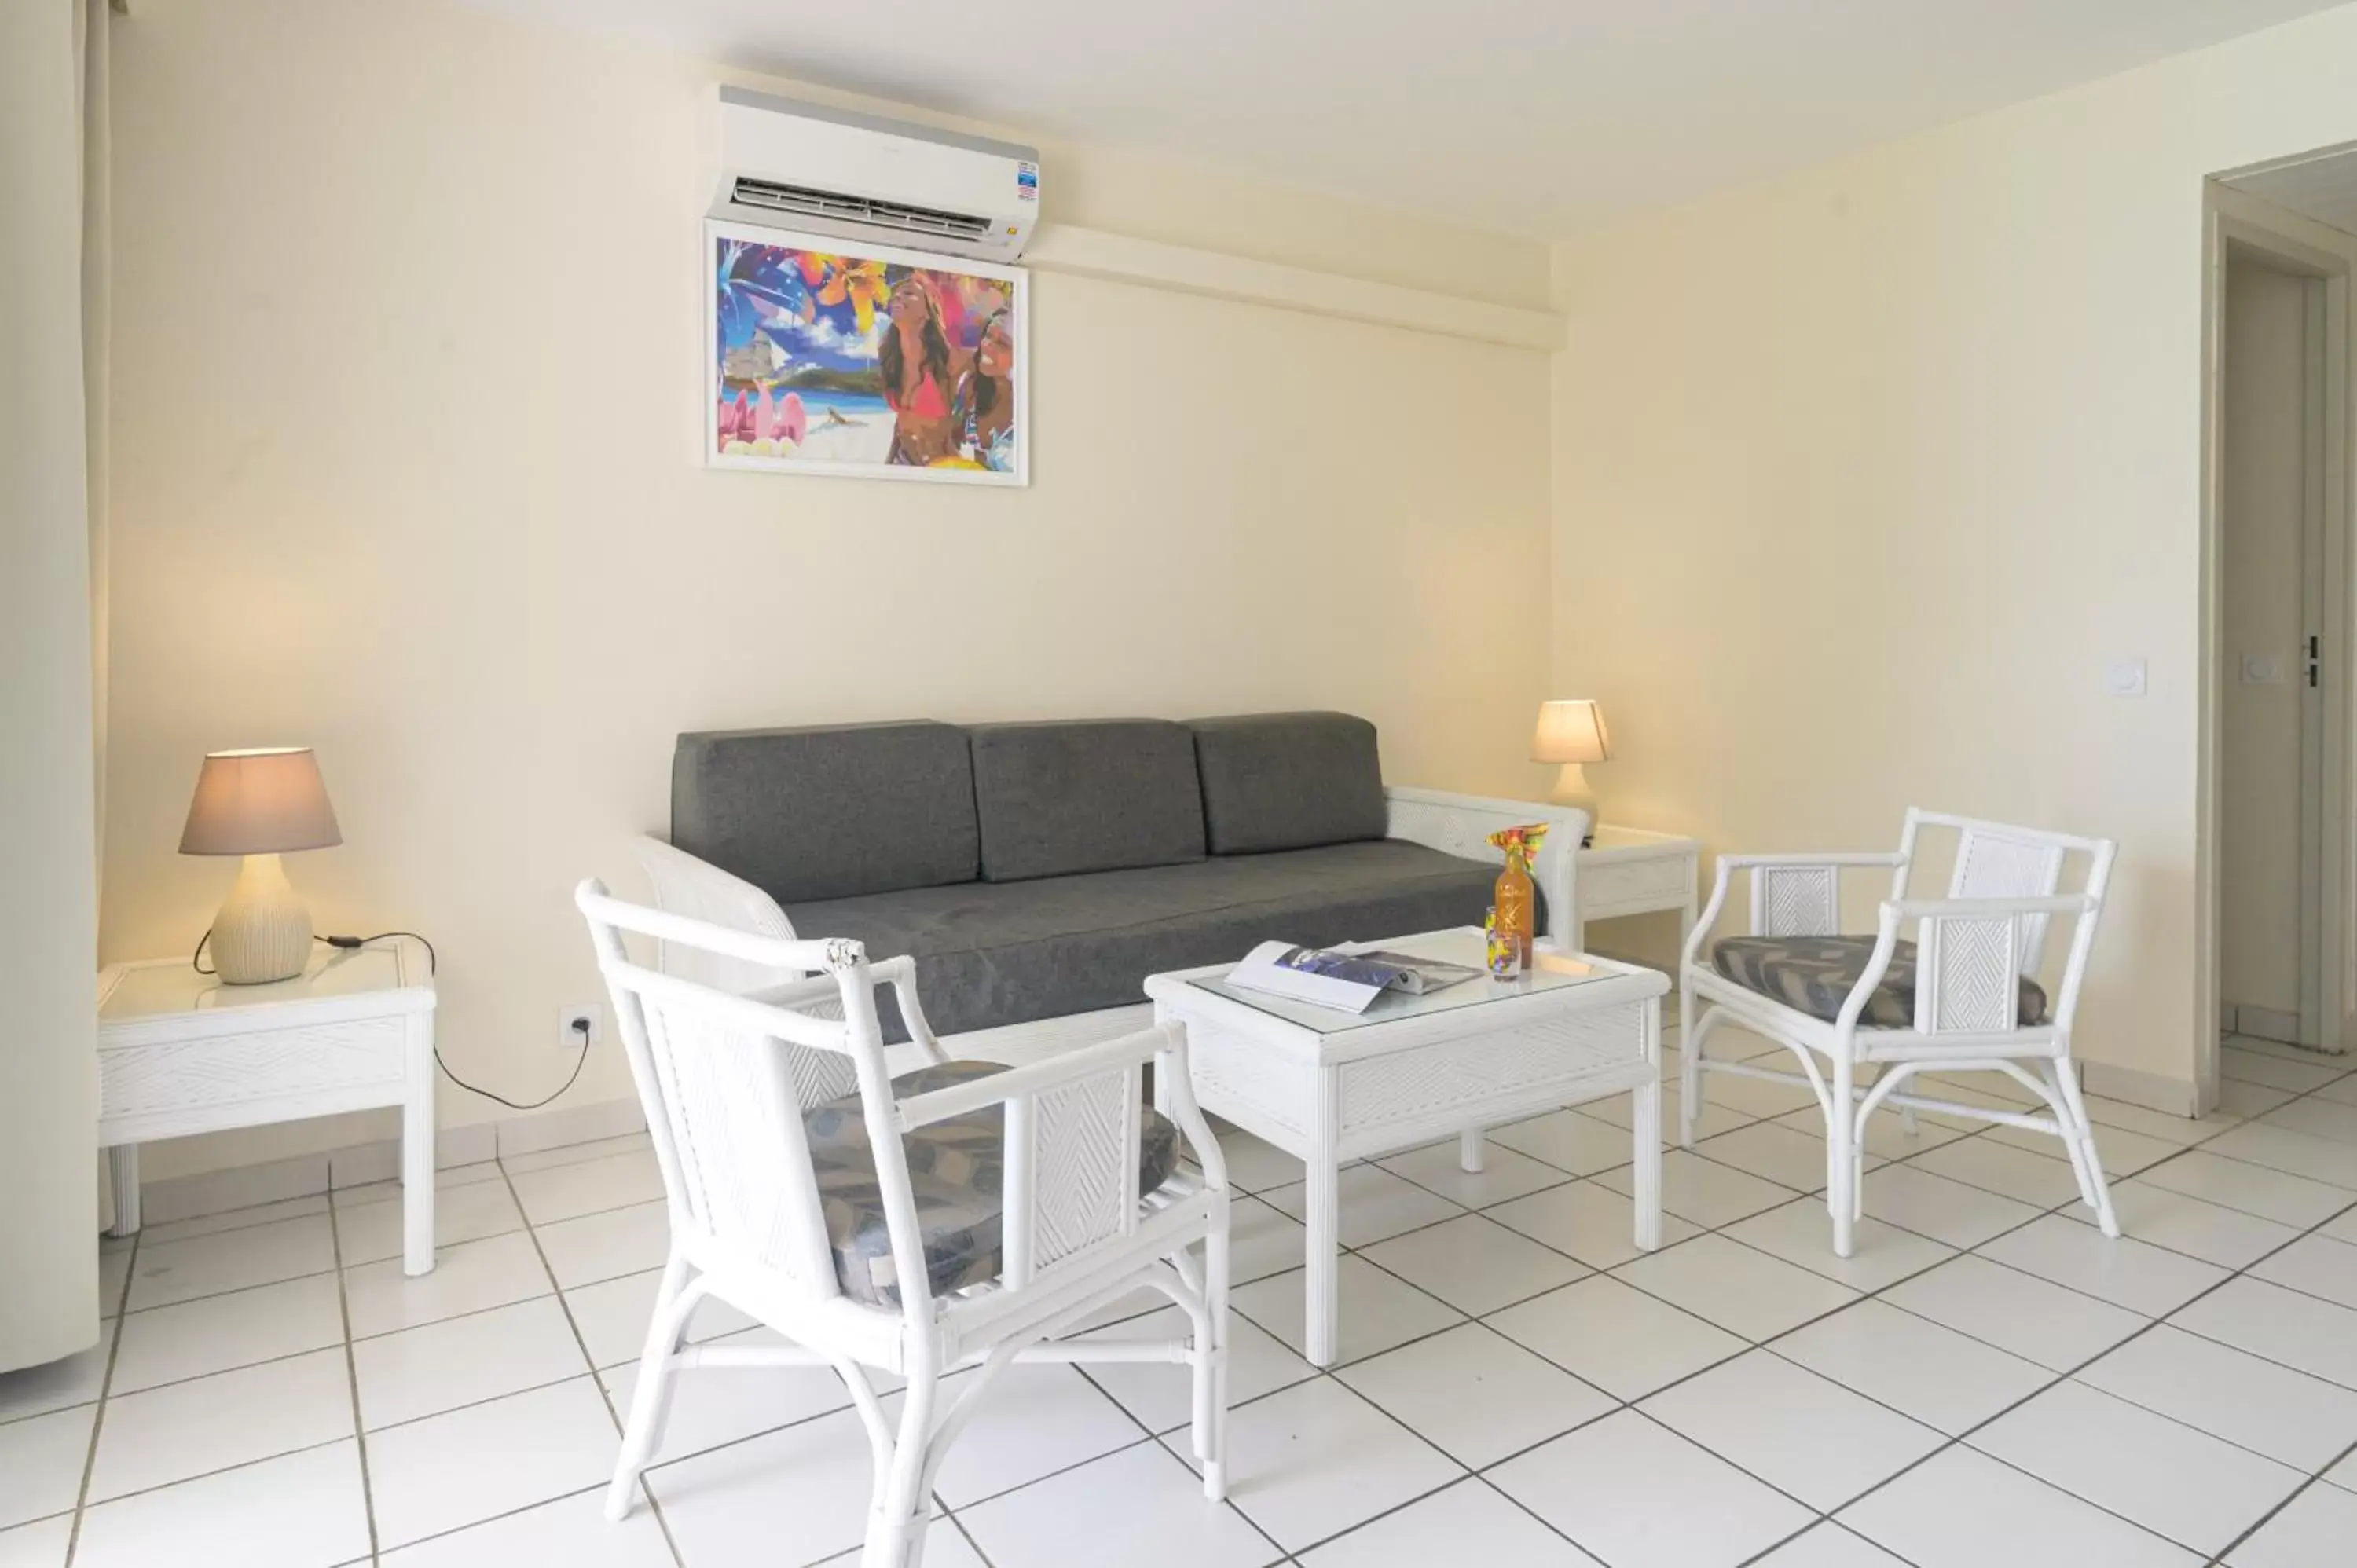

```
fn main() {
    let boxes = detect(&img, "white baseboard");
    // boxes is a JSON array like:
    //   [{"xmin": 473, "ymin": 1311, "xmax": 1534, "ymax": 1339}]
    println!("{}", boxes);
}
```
[
  {"xmin": 496, "ymin": 1097, "xmax": 647, "ymax": 1161},
  {"xmin": 325, "ymin": 1123, "xmax": 500, "ymax": 1192},
  {"xmin": 139, "ymin": 1152, "xmax": 337, "ymax": 1226},
  {"xmin": 2224, "ymin": 1002, "xmax": 2304, "ymax": 1047},
  {"xmin": 2082, "ymin": 1061, "xmax": 2200, "ymax": 1118},
  {"xmin": 134, "ymin": 1094, "xmax": 646, "ymax": 1226}
]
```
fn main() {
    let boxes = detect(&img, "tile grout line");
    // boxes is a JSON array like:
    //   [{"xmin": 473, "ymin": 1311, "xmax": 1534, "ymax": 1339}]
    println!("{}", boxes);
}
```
[
  {"xmin": 2203, "ymin": 1432, "xmax": 2357, "ymax": 1565},
  {"xmin": 60, "ymin": 1231, "xmax": 139, "ymax": 1566},
  {"xmin": 61, "ymin": 1434, "xmax": 361, "ymax": 1515},
  {"xmin": 1064, "ymin": 1339, "xmax": 1296, "ymax": 1564},
  {"xmin": 323, "ymin": 1179, "xmax": 383, "ymax": 1566},
  {"xmin": 495, "ymin": 1153, "xmax": 691, "ymax": 1568}
]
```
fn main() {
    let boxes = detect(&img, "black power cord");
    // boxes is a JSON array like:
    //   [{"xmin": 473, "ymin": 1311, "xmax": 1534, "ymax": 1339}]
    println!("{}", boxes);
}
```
[{"xmin": 192, "ymin": 925, "xmax": 590, "ymax": 1112}]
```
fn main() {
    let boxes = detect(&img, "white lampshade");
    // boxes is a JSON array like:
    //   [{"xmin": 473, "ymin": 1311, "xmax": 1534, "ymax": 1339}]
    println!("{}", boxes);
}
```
[
  {"xmin": 179, "ymin": 748, "xmax": 342, "ymax": 857},
  {"xmin": 1531, "ymin": 700, "xmax": 1611, "ymax": 765}
]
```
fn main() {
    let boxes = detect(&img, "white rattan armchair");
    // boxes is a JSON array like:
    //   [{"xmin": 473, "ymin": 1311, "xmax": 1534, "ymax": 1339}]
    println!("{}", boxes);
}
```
[
  {"xmin": 1677, "ymin": 811, "xmax": 2120, "ymax": 1257},
  {"xmin": 577, "ymin": 882, "xmax": 1232, "ymax": 1568}
]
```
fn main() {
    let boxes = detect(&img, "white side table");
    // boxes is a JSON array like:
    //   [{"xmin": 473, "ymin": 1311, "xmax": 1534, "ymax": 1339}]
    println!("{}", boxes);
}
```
[
  {"xmin": 1568, "ymin": 825, "xmax": 1702, "ymax": 958},
  {"xmin": 97, "ymin": 940, "xmax": 438, "ymax": 1275}
]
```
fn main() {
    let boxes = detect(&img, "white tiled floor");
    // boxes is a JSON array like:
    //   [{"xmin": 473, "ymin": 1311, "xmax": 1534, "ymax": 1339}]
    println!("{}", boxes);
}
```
[{"xmin": 8, "ymin": 1032, "xmax": 2357, "ymax": 1566}]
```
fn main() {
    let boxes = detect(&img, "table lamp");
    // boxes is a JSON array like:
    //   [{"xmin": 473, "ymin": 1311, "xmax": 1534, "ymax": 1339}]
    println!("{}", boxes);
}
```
[
  {"xmin": 1532, "ymin": 699, "xmax": 1611, "ymax": 844},
  {"xmin": 179, "ymin": 747, "xmax": 343, "ymax": 984}
]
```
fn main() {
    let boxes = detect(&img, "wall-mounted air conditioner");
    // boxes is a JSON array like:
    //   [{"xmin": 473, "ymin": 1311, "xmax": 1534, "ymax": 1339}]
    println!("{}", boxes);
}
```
[{"xmin": 712, "ymin": 86, "xmax": 1040, "ymax": 264}]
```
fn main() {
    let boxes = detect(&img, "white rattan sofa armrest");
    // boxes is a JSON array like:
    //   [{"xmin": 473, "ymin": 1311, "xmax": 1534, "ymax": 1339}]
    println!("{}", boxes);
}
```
[
  {"xmin": 582, "ymin": 879, "xmax": 849, "ymax": 980},
  {"xmin": 1383, "ymin": 786, "xmax": 1585, "ymax": 945},
  {"xmin": 634, "ymin": 835, "xmax": 797, "ymax": 936},
  {"xmin": 632, "ymin": 836, "xmax": 806, "ymax": 992}
]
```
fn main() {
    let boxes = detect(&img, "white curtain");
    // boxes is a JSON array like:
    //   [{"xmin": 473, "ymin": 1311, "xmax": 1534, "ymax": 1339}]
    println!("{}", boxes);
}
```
[
  {"xmin": 84, "ymin": 0, "xmax": 112, "ymax": 881},
  {"xmin": 0, "ymin": 0, "xmax": 106, "ymax": 1374}
]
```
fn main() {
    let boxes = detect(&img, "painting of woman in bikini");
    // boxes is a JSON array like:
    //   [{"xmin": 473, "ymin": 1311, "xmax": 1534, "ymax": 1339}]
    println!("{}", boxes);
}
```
[{"xmin": 707, "ymin": 220, "xmax": 1027, "ymax": 485}]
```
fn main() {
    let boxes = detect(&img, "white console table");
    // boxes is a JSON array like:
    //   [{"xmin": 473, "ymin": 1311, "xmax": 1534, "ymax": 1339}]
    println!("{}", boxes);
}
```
[{"xmin": 97, "ymin": 940, "xmax": 438, "ymax": 1275}]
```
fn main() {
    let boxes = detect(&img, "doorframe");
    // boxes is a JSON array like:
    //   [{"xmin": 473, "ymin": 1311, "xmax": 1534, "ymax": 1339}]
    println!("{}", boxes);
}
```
[{"xmin": 2199, "ymin": 181, "xmax": 2355, "ymax": 1108}]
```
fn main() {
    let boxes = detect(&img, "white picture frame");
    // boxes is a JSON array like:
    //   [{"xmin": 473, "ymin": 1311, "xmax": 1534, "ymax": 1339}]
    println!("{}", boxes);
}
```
[{"xmin": 705, "ymin": 218, "xmax": 1029, "ymax": 486}]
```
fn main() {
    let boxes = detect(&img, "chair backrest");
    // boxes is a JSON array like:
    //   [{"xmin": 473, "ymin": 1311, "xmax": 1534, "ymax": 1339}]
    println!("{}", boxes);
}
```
[
  {"xmin": 576, "ymin": 881, "xmax": 922, "ymax": 1319},
  {"xmin": 1897, "ymin": 810, "xmax": 2118, "ymax": 1034},
  {"xmin": 1902, "ymin": 809, "xmax": 2103, "ymax": 976}
]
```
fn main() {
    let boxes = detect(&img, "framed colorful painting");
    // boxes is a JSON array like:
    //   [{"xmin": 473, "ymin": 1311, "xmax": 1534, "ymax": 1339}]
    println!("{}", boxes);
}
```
[{"xmin": 706, "ymin": 220, "xmax": 1028, "ymax": 485}]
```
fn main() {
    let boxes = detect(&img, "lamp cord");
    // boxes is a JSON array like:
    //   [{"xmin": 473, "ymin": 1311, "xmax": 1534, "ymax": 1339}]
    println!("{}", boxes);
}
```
[{"xmin": 189, "ymin": 925, "xmax": 590, "ymax": 1112}]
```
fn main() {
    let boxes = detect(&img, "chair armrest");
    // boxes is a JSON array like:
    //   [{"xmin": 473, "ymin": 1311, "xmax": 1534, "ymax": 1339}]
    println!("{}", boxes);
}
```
[
  {"xmin": 1683, "ymin": 852, "xmax": 1915, "ymax": 973},
  {"xmin": 1384, "ymin": 786, "xmax": 1585, "ymax": 946},
  {"xmin": 1869, "ymin": 895, "xmax": 2100, "ymax": 1035},
  {"xmin": 742, "ymin": 953, "xmax": 951, "ymax": 1072},
  {"xmin": 895, "ymin": 1020, "xmax": 1230, "ymax": 1191},
  {"xmin": 1716, "ymin": 852, "xmax": 1909, "ymax": 870},
  {"xmin": 1879, "ymin": 896, "xmax": 2095, "ymax": 922},
  {"xmin": 897, "ymin": 1024, "xmax": 1170, "ymax": 1128}
]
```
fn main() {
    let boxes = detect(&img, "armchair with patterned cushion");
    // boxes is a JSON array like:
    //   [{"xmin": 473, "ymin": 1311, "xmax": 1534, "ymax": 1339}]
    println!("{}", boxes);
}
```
[{"xmin": 1678, "ymin": 810, "xmax": 2121, "ymax": 1258}]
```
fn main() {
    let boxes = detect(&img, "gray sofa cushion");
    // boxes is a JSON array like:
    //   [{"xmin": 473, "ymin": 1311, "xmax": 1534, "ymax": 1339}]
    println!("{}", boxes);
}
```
[
  {"xmin": 1188, "ymin": 713, "xmax": 1388, "ymax": 855},
  {"xmin": 789, "ymin": 839, "xmax": 1523, "ymax": 1037},
  {"xmin": 805, "ymin": 1060, "xmax": 1181, "ymax": 1308},
  {"xmin": 673, "ymin": 722, "xmax": 979, "ymax": 905},
  {"xmin": 969, "ymin": 720, "xmax": 1206, "ymax": 883},
  {"xmin": 1712, "ymin": 935, "xmax": 2050, "ymax": 1029}
]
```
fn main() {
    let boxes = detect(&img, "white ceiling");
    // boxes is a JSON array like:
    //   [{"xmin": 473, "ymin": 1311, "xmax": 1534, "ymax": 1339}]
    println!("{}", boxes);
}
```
[{"xmin": 470, "ymin": 0, "xmax": 2347, "ymax": 237}]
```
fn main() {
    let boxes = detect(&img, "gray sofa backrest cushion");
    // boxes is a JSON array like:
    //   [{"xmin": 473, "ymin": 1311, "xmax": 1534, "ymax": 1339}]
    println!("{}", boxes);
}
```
[
  {"xmin": 1187, "ymin": 712, "xmax": 1388, "ymax": 855},
  {"xmin": 672, "ymin": 721, "xmax": 980, "ymax": 904},
  {"xmin": 968, "ymin": 720, "xmax": 1207, "ymax": 882}
]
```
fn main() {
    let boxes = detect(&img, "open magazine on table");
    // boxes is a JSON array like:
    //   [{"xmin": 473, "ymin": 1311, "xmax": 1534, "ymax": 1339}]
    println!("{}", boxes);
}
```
[{"xmin": 1224, "ymin": 940, "xmax": 1486, "ymax": 1015}]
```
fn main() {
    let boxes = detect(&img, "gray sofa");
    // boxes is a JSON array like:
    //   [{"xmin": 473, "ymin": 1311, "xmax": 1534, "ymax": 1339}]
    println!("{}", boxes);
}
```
[{"xmin": 651, "ymin": 712, "xmax": 1583, "ymax": 1042}]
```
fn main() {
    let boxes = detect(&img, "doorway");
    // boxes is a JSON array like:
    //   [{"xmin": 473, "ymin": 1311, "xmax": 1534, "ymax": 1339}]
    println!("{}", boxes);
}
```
[
  {"xmin": 2199, "ymin": 170, "xmax": 2356, "ymax": 1107},
  {"xmin": 2219, "ymin": 247, "xmax": 2329, "ymax": 1048}
]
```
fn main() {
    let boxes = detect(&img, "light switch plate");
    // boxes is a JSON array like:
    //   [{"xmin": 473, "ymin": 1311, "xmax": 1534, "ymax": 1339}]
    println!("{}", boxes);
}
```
[{"xmin": 2106, "ymin": 657, "xmax": 2148, "ymax": 698}]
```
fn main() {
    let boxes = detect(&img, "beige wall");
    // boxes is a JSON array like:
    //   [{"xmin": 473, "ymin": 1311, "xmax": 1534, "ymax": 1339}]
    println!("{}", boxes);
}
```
[
  {"xmin": 101, "ymin": 0, "xmax": 1556, "ymax": 1175},
  {"xmin": 1550, "ymin": 4, "xmax": 2357, "ymax": 1096},
  {"xmin": 2220, "ymin": 257, "xmax": 2310, "ymax": 1025}
]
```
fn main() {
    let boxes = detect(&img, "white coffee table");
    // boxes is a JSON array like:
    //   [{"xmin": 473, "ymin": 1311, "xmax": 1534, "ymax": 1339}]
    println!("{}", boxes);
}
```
[{"xmin": 1146, "ymin": 929, "xmax": 1667, "ymax": 1365}]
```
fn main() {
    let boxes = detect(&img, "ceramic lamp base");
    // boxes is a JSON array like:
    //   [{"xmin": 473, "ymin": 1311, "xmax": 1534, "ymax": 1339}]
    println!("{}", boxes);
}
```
[
  {"xmin": 1549, "ymin": 763, "xmax": 1600, "ymax": 848},
  {"xmin": 210, "ymin": 852, "xmax": 314, "ymax": 984}
]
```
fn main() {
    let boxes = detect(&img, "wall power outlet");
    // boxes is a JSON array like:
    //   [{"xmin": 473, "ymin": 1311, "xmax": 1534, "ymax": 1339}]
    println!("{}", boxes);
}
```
[{"xmin": 559, "ymin": 1003, "xmax": 604, "ymax": 1053}]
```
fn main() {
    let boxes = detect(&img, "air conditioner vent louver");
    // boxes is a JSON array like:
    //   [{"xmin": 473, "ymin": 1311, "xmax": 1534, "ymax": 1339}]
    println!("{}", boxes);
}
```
[
  {"xmin": 730, "ymin": 177, "xmax": 993, "ymax": 243},
  {"xmin": 713, "ymin": 88, "xmax": 1037, "ymax": 262}
]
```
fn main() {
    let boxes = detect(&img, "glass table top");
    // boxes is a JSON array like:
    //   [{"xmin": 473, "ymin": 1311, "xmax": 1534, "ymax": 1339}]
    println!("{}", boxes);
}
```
[
  {"xmin": 1183, "ymin": 928, "xmax": 1613, "ymax": 1035},
  {"xmin": 102, "ymin": 944, "xmax": 422, "ymax": 1024}
]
